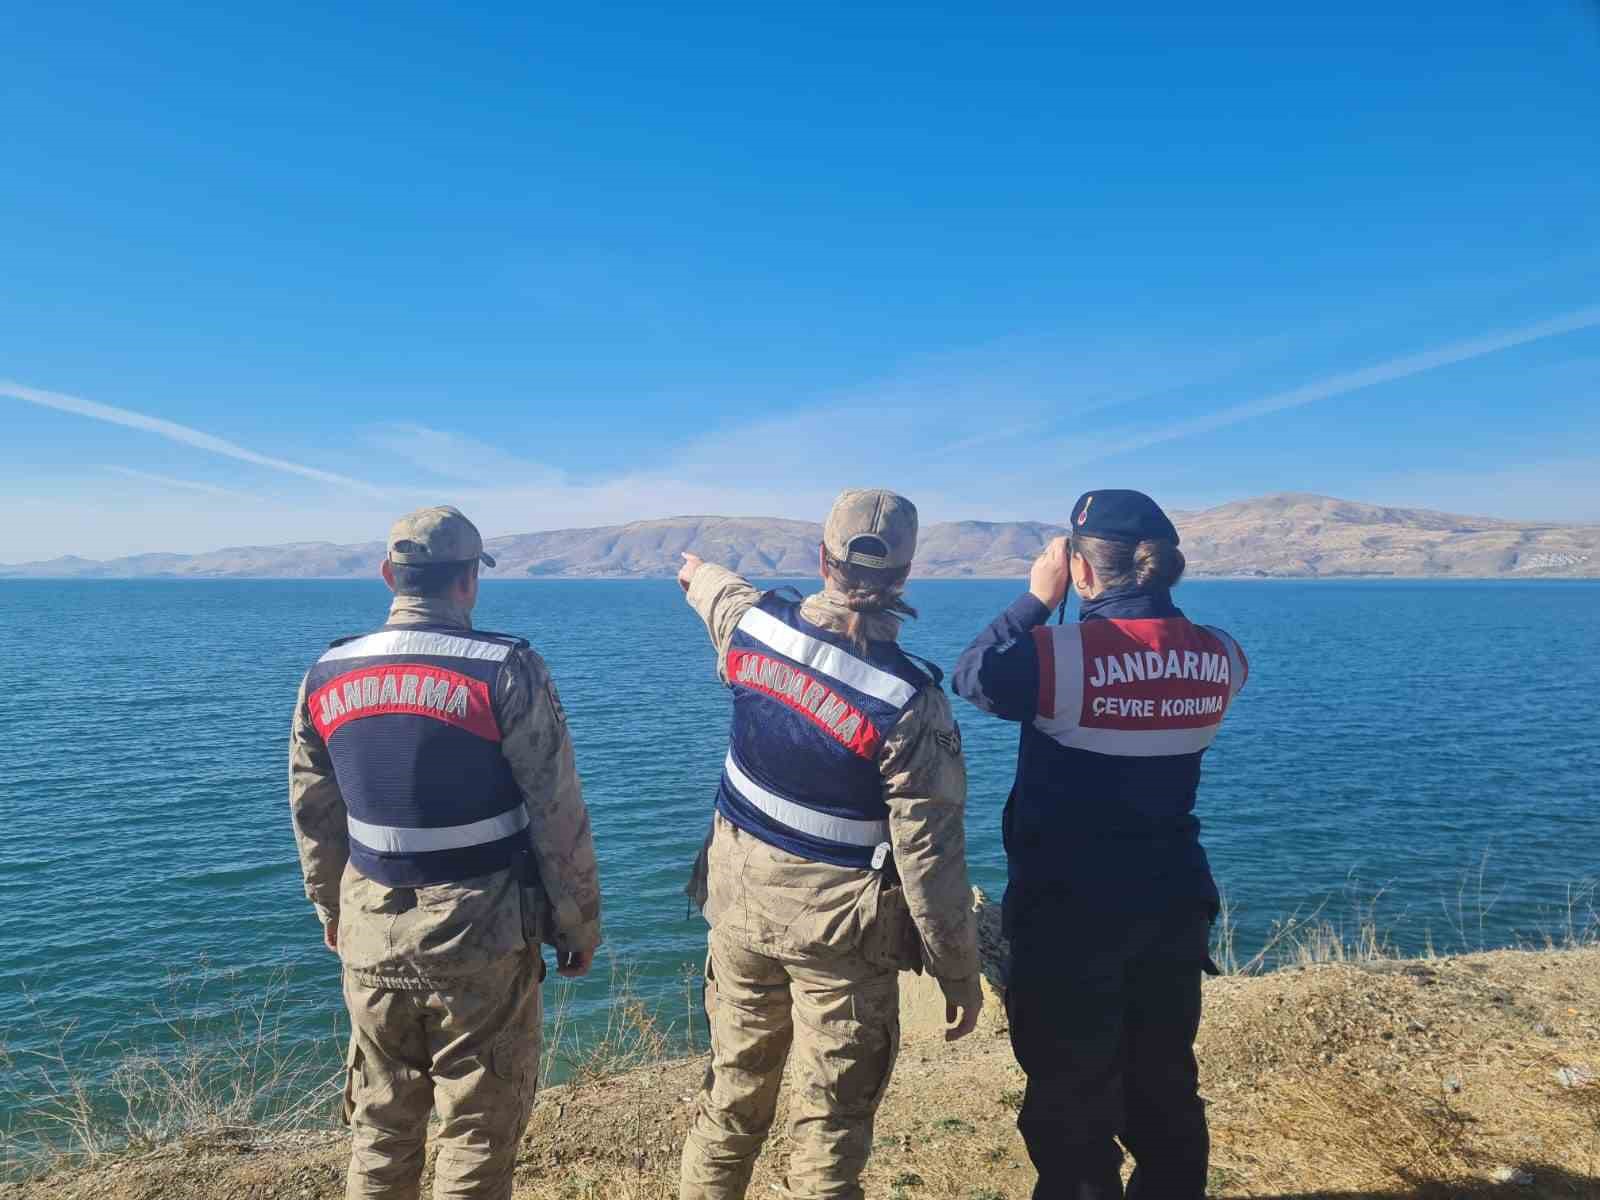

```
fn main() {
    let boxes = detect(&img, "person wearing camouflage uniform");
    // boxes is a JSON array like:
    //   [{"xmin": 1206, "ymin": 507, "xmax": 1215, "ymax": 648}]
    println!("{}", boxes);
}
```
[
  {"xmin": 676, "ymin": 489, "xmax": 982, "ymax": 1200},
  {"xmin": 289, "ymin": 506, "xmax": 602, "ymax": 1200}
]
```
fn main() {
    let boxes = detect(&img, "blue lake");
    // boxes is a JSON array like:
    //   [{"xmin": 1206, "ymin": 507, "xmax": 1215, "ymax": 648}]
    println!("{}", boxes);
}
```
[{"xmin": 1, "ymin": 578, "xmax": 1596, "ymax": 1126}]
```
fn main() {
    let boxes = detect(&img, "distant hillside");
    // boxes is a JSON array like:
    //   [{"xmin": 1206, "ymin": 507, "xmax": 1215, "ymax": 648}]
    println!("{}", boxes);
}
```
[
  {"xmin": 2, "ymin": 494, "xmax": 1596, "ymax": 579},
  {"xmin": 1177, "ymin": 492, "xmax": 1597, "ymax": 578}
]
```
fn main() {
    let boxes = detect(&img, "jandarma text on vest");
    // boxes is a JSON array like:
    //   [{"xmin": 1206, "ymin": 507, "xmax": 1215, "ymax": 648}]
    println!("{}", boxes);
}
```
[
  {"xmin": 727, "ymin": 648, "xmax": 877, "ymax": 754},
  {"xmin": 1087, "ymin": 648, "xmax": 1232, "ymax": 688},
  {"xmin": 309, "ymin": 664, "xmax": 497, "ymax": 741}
]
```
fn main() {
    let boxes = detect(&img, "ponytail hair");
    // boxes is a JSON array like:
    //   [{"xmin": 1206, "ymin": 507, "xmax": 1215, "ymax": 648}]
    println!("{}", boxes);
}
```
[
  {"xmin": 821, "ymin": 547, "xmax": 918, "ymax": 650},
  {"xmin": 1072, "ymin": 534, "xmax": 1186, "ymax": 593},
  {"xmin": 1132, "ymin": 537, "xmax": 1186, "ymax": 591}
]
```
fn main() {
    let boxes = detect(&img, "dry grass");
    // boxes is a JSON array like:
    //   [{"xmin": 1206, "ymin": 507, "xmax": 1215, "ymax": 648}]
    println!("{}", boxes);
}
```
[
  {"xmin": 1213, "ymin": 865, "xmax": 1599, "ymax": 978},
  {"xmin": 6, "ymin": 873, "xmax": 1598, "ymax": 1197},
  {"xmin": 0, "ymin": 965, "xmax": 340, "ymax": 1181},
  {"xmin": 543, "ymin": 958, "xmax": 698, "ymax": 1090},
  {"xmin": 8, "ymin": 947, "xmax": 1600, "ymax": 1198},
  {"xmin": 1266, "ymin": 1076, "xmax": 1481, "ymax": 1196},
  {"xmin": 1557, "ymin": 1068, "xmax": 1600, "ymax": 1183}
]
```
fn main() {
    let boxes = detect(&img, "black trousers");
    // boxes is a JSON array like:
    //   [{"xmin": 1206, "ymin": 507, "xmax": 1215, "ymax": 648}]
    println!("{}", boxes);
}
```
[{"xmin": 1004, "ymin": 905, "xmax": 1214, "ymax": 1200}]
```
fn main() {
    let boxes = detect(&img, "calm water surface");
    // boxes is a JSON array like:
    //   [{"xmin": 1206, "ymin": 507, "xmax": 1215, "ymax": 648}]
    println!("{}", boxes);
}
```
[{"xmin": 1, "ymin": 579, "xmax": 1596, "ymax": 1125}]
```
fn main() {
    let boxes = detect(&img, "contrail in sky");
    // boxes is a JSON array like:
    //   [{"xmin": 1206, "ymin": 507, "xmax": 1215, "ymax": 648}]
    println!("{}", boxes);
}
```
[
  {"xmin": 1065, "ymin": 305, "xmax": 1600, "ymax": 464},
  {"xmin": 105, "ymin": 465, "xmax": 257, "ymax": 500},
  {"xmin": 0, "ymin": 379, "xmax": 386, "ymax": 495}
]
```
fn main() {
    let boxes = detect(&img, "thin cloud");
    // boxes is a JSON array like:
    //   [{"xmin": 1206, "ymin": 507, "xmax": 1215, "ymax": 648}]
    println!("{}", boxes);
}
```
[
  {"xmin": 364, "ymin": 422, "xmax": 565, "ymax": 485},
  {"xmin": 1061, "ymin": 305, "xmax": 1600, "ymax": 465},
  {"xmin": 105, "ymin": 466, "xmax": 257, "ymax": 500},
  {"xmin": 1, "ymin": 379, "xmax": 387, "ymax": 495}
]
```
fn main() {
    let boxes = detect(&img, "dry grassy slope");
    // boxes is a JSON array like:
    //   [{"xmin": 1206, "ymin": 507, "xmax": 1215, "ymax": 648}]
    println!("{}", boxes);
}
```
[
  {"xmin": 1178, "ymin": 494, "xmax": 1600, "ymax": 579},
  {"xmin": 13, "ymin": 945, "xmax": 1598, "ymax": 1200},
  {"xmin": 5, "ymin": 493, "xmax": 1597, "ymax": 578}
]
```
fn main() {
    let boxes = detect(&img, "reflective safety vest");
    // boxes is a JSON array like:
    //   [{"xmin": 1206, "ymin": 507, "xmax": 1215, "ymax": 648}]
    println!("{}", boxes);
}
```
[
  {"xmin": 1031, "ymin": 617, "xmax": 1247, "ymax": 758},
  {"xmin": 303, "ymin": 624, "xmax": 528, "ymax": 887},
  {"xmin": 716, "ymin": 592, "xmax": 933, "ymax": 870},
  {"xmin": 1006, "ymin": 614, "xmax": 1248, "ymax": 906}
]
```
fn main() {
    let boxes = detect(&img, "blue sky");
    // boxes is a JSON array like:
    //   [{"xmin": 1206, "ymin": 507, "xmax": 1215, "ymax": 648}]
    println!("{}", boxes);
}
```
[{"xmin": 3, "ymin": 1, "xmax": 1598, "ymax": 560}]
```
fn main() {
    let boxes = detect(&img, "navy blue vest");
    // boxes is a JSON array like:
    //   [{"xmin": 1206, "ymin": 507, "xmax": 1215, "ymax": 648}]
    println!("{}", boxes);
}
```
[
  {"xmin": 716, "ymin": 592, "xmax": 932, "ymax": 869},
  {"xmin": 303, "ymin": 624, "xmax": 528, "ymax": 887}
]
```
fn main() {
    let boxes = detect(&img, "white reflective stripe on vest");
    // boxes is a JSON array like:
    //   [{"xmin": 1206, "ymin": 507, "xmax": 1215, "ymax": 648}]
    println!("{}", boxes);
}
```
[
  {"xmin": 347, "ymin": 804, "xmax": 529, "ymax": 854},
  {"xmin": 723, "ymin": 751, "xmax": 890, "ymax": 847},
  {"xmin": 735, "ymin": 607, "xmax": 915, "ymax": 708},
  {"xmin": 320, "ymin": 629, "xmax": 513, "ymax": 664},
  {"xmin": 1033, "ymin": 720, "xmax": 1223, "ymax": 758},
  {"xmin": 1201, "ymin": 624, "xmax": 1248, "ymax": 699}
]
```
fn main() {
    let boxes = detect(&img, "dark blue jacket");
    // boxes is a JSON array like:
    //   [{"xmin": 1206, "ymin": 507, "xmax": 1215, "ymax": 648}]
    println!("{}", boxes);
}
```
[{"xmin": 953, "ymin": 591, "xmax": 1248, "ymax": 934}]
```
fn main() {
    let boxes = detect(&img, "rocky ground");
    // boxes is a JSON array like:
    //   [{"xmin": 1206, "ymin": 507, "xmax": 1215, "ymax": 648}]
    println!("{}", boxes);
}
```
[{"xmin": 6, "ymin": 945, "xmax": 1597, "ymax": 1200}]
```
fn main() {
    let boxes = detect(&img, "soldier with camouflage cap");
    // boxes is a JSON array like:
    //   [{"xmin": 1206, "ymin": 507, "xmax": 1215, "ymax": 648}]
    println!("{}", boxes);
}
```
[
  {"xmin": 676, "ymin": 488, "xmax": 982, "ymax": 1200},
  {"xmin": 289, "ymin": 506, "xmax": 603, "ymax": 1200}
]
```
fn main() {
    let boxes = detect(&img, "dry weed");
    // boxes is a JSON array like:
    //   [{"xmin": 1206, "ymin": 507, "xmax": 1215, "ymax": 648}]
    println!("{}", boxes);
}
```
[
  {"xmin": 0, "ymin": 965, "xmax": 339, "ymax": 1180},
  {"xmin": 544, "ymin": 959, "xmax": 676, "ymax": 1089},
  {"xmin": 1267, "ymin": 1072, "xmax": 1480, "ymax": 1196}
]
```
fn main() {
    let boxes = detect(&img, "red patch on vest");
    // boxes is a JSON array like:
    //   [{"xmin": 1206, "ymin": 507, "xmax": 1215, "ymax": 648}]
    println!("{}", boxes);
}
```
[
  {"xmin": 309, "ymin": 663, "xmax": 500, "ymax": 743},
  {"xmin": 727, "ymin": 648, "xmax": 882, "ymax": 758},
  {"xmin": 1078, "ymin": 619, "xmax": 1231, "ymax": 730}
]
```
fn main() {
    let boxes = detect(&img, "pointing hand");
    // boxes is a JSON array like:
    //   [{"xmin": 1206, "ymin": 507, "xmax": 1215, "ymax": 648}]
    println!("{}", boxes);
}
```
[
  {"xmin": 1029, "ymin": 536, "xmax": 1072, "ymax": 610},
  {"xmin": 678, "ymin": 552, "xmax": 705, "ymax": 593}
]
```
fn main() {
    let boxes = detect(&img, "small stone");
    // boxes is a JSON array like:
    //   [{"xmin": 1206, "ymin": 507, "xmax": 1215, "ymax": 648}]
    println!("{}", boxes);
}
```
[
  {"xmin": 1490, "ymin": 1165, "xmax": 1533, "ymax": 1185},
  {"xmin": 1443, "ymin": 1075, "xmax": 1462, "ymax": 1093},
  {"xmin": 1555, "ymin": 1065, "xmax": 1594, "ymax": 1088}
]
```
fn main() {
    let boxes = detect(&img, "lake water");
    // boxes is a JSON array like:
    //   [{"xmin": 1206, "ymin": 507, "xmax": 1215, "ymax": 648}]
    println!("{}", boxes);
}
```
[{"xmin": 1, "ymin": 578, "xmax": 1597, "ymax": 1131}]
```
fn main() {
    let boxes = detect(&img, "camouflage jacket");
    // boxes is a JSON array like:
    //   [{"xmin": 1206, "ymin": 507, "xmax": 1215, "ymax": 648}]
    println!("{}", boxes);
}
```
[
  {"xmin": 685, "ymin": 564, "xmax": 980, "ymax": 1005},
  {"xmin": 288, "ymin": 594, "xmax": 602, "ymax": 988}
]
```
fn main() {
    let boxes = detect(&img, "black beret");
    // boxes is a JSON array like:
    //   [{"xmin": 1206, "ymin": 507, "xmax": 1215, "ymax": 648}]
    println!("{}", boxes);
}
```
[{"xmin": 1069, "ymin": 489, "xmax": 1179, "ymax": 545}]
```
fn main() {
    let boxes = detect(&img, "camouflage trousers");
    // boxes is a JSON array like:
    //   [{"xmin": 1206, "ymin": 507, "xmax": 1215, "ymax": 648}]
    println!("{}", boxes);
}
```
[
  {"xmin": 342, "ymin": 949, "xmax": 543, "ymax": 1200},
  {"xmin": 679, "ymin": 926, "xmax": 901, "ymax": 1200}
]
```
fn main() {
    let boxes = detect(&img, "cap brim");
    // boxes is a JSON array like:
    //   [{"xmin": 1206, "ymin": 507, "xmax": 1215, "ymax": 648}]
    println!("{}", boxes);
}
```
[{"xmin": 479, "ymin": 552, "xmax": 496, "ymax": 569}]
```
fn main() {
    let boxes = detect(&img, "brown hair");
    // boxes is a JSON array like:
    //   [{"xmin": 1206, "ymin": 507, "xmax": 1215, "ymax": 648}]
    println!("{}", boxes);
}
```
[
  {"xmin": 1071, "ymin": 533, "xmax": 1186, "ymax": 593},
  {"xmin": 821, "ymin": 548, "xmax": 918, "ymax": 649}
]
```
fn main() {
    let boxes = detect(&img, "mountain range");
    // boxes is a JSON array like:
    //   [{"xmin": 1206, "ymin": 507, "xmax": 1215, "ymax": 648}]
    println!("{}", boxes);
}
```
[{"xmin": 3, "ymin": 494, "xmax": 1596, "ymax": 579}]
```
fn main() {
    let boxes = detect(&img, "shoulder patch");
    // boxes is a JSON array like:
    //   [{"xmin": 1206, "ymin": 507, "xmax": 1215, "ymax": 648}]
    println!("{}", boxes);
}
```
[
  {"xmin": 546, "ymin": 678, "xmax": 567, "ymax": 725},
  {"xmin": 934, "ymin": 722, "xmax": 962, "ymax": 757}
]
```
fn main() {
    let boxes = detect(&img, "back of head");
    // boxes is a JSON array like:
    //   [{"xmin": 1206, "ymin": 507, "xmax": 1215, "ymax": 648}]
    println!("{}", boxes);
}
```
[
  {"xmin": 821, "ymin": 488, "xmax": 920, "ymax": 648},
  {"xmin": 1068, "ymin": 489, "xmax": 1186, "ymax": 594},
  {"xmin": 387, "ymin": 505, "xmax": 496, "ymax": 597}
]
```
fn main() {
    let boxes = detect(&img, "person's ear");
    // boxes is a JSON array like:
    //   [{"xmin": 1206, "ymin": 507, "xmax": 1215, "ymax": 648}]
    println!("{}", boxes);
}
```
[
  {"xmin": 818, "ymin": 544, "xmax": 829, "ymax": 583},
  {"xmin": 380, "ymin": 559, "xmax": 397, "ymax": 593},
  {"xmin": 1071, "ymin": 551, "xmax": 1093, "ymax": 595}
]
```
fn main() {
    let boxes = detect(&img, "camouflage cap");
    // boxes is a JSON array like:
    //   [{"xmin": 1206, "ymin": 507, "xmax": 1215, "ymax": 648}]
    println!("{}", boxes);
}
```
[
  {"xmin": 387, "ymin": 506, "xmax": 496, "ymax": 568},
  {"xmin": 823, "ymin": 488, "xmax": 918, "ymax": 570}
]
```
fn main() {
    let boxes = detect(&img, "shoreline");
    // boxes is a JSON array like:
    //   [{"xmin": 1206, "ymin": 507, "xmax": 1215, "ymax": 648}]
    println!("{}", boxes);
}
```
[{"xmin": 8, "ymin": 941, "xmax": 1598, "ymax": 1198}]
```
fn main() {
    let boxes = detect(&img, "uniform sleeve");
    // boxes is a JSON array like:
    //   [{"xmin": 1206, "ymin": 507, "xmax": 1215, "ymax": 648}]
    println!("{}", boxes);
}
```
[
  {"xmin": 952, "ymin": 592, "xmax": 1051, "ymax": 722},
  {"xmin": 685, "ymin": 563, "xmax": 761, "ymax": 680},
  {"xmin": 287, "ymin": 674, "xmax": 348, "ymax": 927},
  {"xmin": 496, "ymin": 647, "xmax": 603, "ymax": 956},
  {"xmin": 880, "ymin": 686, "xmax": 981, "ymax": 1003}
]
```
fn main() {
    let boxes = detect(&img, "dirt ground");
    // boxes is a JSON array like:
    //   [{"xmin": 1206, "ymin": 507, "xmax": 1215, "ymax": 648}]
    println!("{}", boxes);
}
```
[{"xmin": 6, "ymin": 947, "xmax": 1598, "ymax": 1200}]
